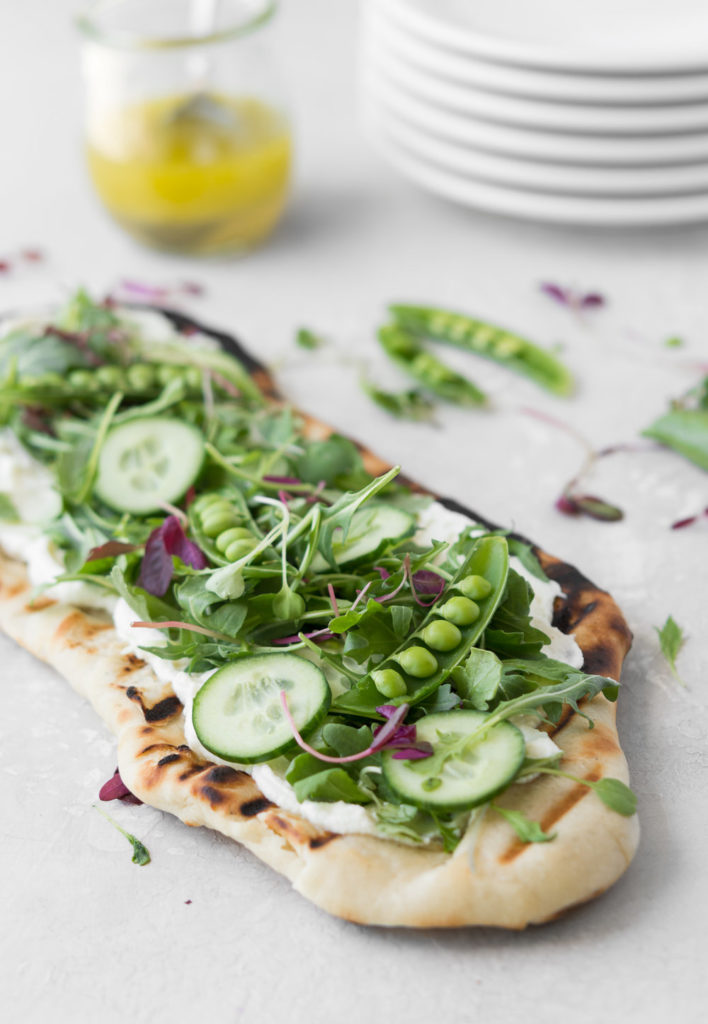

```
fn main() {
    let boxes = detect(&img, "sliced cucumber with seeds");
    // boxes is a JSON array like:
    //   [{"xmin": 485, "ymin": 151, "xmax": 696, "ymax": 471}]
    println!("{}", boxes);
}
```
[
  {"xmin": 95, "ymin": 416, "xmax": 204, "ymax": 515},
  {"xmin": 382, "ymin": 710, "xmax": 525, "ymax": 812},
  {"xmin": 192, "ymin": 654, "xmax": 330, "ymax": 764}
]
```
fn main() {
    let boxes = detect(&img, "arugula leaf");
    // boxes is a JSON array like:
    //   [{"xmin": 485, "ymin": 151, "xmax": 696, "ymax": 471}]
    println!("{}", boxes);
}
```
[
  {"xmin": 655, "ymin": 615, "xmax": 686, "ymax": 686},
  {"xmin": 485, "ymin": 569, "xmax": 549, "ymax": 659},
  {"xmin": 492, "ymin": 805, "xmax": 555, "ymax": 843},
  {"xmin": 415, "ymin": 683, "xmax": 461, "ymax": 714},
  {"xmin": 506, "ymin": 537, "xmax": 548, "ymax": 582},
  {"xmin": 451, "ymin": 648, "xmax": 502, "ymax": 708},
  {"xmin": 0, "ymin": 493, "xmax": 19, "ymax": 522},
  {"xmin": 329, "ymin": 597, "xmax": 384, "ymax": 633},
  {"xmin": 322, "ymin": 722, "xmax": 374, "ymax": 758},
  {"xmin": 110, "ymin": 565, "xmax": 178, "ymax": 623}
]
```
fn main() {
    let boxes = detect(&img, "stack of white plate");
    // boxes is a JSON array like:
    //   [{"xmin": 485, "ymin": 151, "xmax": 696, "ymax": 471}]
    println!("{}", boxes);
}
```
[{"xmin": 360, "ymin": 0, "xmax": 708, "ymax": 226}]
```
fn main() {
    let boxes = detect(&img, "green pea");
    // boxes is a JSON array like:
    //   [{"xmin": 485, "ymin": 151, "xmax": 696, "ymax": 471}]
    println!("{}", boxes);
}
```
[
  {"xmin": 215, "ymin": 526, "xmax": 253, "ymax": 553},
  {"xmin": 96, "ymin": 365, "xmax": 125, "ymax": 390},
  {"xmin": 185, "ymin": 366, "xmax": 203, "ymax": 390},
  {"xmin": 126, "ymin": 363, "xmax": 156, "ymax": 392},
  {"xmin": 193, "ymin": 493, "xmax": 223, "ymax": 513},
  {"xmin": 421, "ymin": 620, "xmax": 461, "ymax": 652},
  {"xmin": 36, "ymin": 371, "xmax": 65, "ymax": 389},
  {"xmin": 68, "ymin": 369, "xmax": 96, "ymax": 391},
  {"xmin": 372, "ymin": 669, "xmax": 408, "ymax": 698},
  {"xmin": 439, "ymin": 596, "xmax": 480, "ymax": 626},
  {"xmin": 494, "ymin": 336, "xmax": 523, "ymax": 358},
  {"xmin": 456, "ymin": 574, "xmax": 492, "ymax": 600},
  {"xmin": 156, "ymin": 364, "xmax": 182, "ymax": 387},
  {"xmin": 395, "ymin": 646, "xmax": 438, "ymax": 678},
  {"xmin": 225, "ymin": 538, "xmax": 257, "ymax": 561},
  {"xmin": 201, "ymin": 508, "xmax": 238, "ymax": 537}
]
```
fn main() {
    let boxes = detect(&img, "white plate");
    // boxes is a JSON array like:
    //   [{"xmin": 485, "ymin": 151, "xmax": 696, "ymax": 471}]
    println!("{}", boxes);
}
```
[
  {"xmin": 383, "ymin": 0, "xmax": 708, "ymax": 74},
  {"xmin": 363, "ymin": 69, "xmax": 708, "ymax": 166},
  {"xmin": 365, "ymin": 120, "xmax": 708, "ymax": 225},
  {"xmin": 364, "ymin": 3, "xmax": 708, "ymax": 105},
  {"xmin": 365, "ymin": 41, "xmax": 708, "ymax": 135},
  {"xmin": 364, "ymin": 105, "xmax": 708, "ymax": 197}
]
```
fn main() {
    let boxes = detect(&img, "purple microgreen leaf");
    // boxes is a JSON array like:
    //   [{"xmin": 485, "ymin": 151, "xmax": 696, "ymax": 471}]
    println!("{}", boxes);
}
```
[
  {"xmin": 138, "ymin": 526, "xmax": 175, "ymax": 596},
  {"xmin": 391, "ymin": 743, "xmax": 435, "ymax": 760},
  {"xmin": 555, "ymin": 493, "xmax": 582, "ymax": 516},
  {"xmin": 280, "ymin": 693, "xmax": 415, "ymax": 763},
  {"xmin": 263, "ymin": 475, "xmax": 303, "ymax": 485},
  {"xmin": 131, "ymin": 619, "xmax": 235, "ymax": 642},
  {"xmin": 271, "ymin": 628, "xmax": 335, "ymax": 646},
  {"xmin": 86, "ymin": 540, "xmax": 141, "ymax": 561},
  {"xmin": 411, "ymin": 569, "xmax": 445, "ymax": 596},
  {"xmin": 138, "ymin": 516, "xmax": 207, "ymax": 594},
  {"xmin": 327, "ymin": 583, "xmax": 340, "ymax": 617},
  {"xmin": 99, "ymin": 768, "xmax": 142, "ymax": 805},
  {"xmin": 373, "ymin": 566, "xmax": 390, "ymax": 580},
  {"xmin": 540, "ymin": 282, "xmax": 606, "ymax": 311},
  {"xmin": 571, "ymin": 494, "xmax": 624, "ymax": 522}
]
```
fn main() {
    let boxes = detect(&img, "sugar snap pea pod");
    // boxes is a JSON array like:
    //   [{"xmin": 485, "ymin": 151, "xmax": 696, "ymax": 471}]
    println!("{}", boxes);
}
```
[
  {"xmin": 378, "ymin": 325, "xmax": 488, "ymax": 407},
  {"xmin": 389, "ymin": 305, "xmax": 574, "ymax": 397},
  {"xmin": 189, "ymin": 491, "xmax": 262, "ymax": 566},
  {"xmin": 332, "ymin": 535, "xmax": 509, "ymax": 718}
]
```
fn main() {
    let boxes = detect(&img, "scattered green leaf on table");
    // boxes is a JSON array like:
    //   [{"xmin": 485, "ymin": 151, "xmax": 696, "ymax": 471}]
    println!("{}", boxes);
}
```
[
  {"xmin": 361, "ymin": 378, "xmax": 436, "ymax": 422},
  {"xmin": 94, "ymin": 805, "xmax": 151, "ymax": 865},
  {"xmin": 296, "ymin": 328, "xmax": 326, "ymax": 350},
  {"xmin": 655, "ymin": 614, "xmax": 686, "ymax": 686}
]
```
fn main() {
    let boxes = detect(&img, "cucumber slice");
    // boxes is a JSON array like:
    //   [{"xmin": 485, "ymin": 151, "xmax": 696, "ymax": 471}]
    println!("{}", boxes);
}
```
[
  {"xmin": 382, "ymin": 710, "xmax": 525, "ymax": 812},
  {"xmin": 192, "ymin": 654, "xmax": 330, "ymax": 764},
  {"xmin": 95, "ymin": 416, "xmax": 204, "ymax": 515},
  {"xmin": 313, "ymin": 503, "xmax": 415, "ymax": 570}
]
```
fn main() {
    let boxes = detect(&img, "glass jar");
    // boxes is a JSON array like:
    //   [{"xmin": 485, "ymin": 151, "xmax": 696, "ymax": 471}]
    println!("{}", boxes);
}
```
[{"xmin": 77, "ymin": 0, "xmax": 291, "ymax": 255}]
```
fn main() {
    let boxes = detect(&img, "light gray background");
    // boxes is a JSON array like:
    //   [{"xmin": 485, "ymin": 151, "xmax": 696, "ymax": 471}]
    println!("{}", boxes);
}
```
[{"xmin": 1, "ymin": 2, "xmax": 706, "ymax": 1022}]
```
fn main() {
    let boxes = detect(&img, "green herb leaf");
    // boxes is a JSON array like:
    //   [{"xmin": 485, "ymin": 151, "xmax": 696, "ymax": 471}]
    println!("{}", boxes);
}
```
[
  {"xmin": 655, "ymin": 615, "xmax": 686, "ymax": 686},
  {"xmin": 589, "ymin": 778, "xmax": 638, "ymax": 816},
  {"xmin": 292, "ymin": 767, "xmax": 372, "ymax": 804},
  {"xmin": 492, "ymin": 805, "xmax": 556, "ymax": 843},
  {"xmin": 295, "ymin": 328, "xmax": 326, "ymax": 350},
  {"xmin": 361, "ymin": 379, "xmax": 436, "ymax": 422},
  {"xmin": 664, "ymin": 336, "xmax": 684, "ymax": 348},
  {"xmin": 296, "ymin": 435, "xmax": 361, "ymax": 486},
  {"xmin": 451, "ymin": 647, "xmax": 502, "ymax": 708},
  {"xmin": 0, "ymin": 492, "xmax": 19, "ymax": 522},
  {"xmin": 93, "ymin": 804, "xmax": 151, "ymax": 865},
  {"xmin": 205, "ymin": 563, "xmax": 245, "ymax": 599},
  {"xmin": 643, "ymin": 409, "xmax": 708, "ymax": 471}
]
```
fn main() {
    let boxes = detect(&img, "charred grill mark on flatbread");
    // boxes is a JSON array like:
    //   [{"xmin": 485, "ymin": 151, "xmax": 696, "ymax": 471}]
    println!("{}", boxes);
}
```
[
  {"xmin": 0, "ymin": 576, "xmax": 30, "ymax": 600},
  {"xmin": 179, "ymin": 765, "xmax": 205, "ymax": 781},
  {"xmin": 309, "ymin": 834, "xmax": 337, "ymax": 849},
  {"xmin": 52, "ymin": 610, "xmax": 112, "ymax": 651},
  {"xmin": 499, "ymin": 770, "xmax": 602, "ymax": 865},
  {"xmin": 239, "ymin": 796, "xmax": 274, "ymax": 817},
  {"xmin": 119, "ymin": 652, "xmax": 146, "ymax": 675},
  {"xmin": 157, "ymin": 753, "xmax": 182, "ymax": 767},
  {"xmin": 125, "ymin": 686, "xmax": 183, "ymax": 723},
  {"xmin": 25, "ymin": 595, "xmax": 55, "ymax": 612}
]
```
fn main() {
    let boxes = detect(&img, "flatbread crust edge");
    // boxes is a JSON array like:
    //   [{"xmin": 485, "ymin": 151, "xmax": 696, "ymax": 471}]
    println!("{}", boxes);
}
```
[{"xmin": 0, "ymin": 309, "xmax": 639, "ymax": 929}]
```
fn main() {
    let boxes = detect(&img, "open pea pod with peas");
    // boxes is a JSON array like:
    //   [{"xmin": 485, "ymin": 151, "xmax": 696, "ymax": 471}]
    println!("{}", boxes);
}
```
[
  {"xmin": 331, "ymin": 534, "xmax": 509, "ymax": 718},
  {"xmin": 389, "ymin": 304, "xmax": 574, "ymax": 397}
]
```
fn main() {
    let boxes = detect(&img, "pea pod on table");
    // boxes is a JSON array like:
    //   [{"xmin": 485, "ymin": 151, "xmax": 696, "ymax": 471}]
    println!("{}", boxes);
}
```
[
  {"xmin": 389, "ymin": 304, "xmax": 574, "ymax": 397},
  {"xmin": 332, "ymin": 534, "xmax": 510, "ymax": 718},
  {"xmin": 377, "ymin": 324, "xmax": 488, "ymax": 407}
]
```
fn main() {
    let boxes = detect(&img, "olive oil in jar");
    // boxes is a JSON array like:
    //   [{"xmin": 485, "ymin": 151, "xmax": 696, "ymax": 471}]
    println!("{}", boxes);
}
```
[{"xmin": 87, "ymin": 92, "xmax": 291, "ymax": 254}]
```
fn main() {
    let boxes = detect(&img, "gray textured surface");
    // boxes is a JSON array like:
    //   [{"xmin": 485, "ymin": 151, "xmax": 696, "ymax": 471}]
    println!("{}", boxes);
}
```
[{"xmin": 0, "ymin": 2, "xmax": 707, "ymax": 1021}]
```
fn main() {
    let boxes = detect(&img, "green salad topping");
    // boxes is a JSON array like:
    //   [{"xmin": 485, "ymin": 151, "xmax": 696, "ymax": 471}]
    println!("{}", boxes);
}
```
[{"xmin": 0, "ymin": 291, "xmax": 635, "ymax": 852}]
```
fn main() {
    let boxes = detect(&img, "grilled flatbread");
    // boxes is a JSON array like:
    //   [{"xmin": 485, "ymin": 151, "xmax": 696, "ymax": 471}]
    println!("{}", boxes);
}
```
[{"xmin": 0, "ymin": 309, "xmax": 638, "ymax": 928}]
